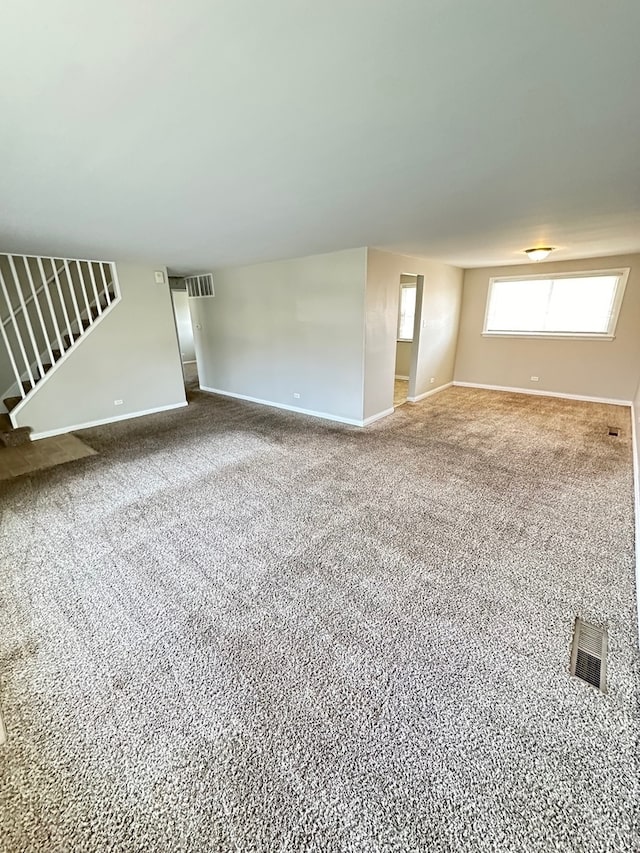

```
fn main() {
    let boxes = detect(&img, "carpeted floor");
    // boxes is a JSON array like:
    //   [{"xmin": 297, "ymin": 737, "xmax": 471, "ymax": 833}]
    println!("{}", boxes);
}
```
[
  {"xmin": 0, "ymin": 383, "xmax": 638, "ymax": 852},
  {"xmin": 0, "ymin": 433, "xmax": 96, "ymax": 481}
]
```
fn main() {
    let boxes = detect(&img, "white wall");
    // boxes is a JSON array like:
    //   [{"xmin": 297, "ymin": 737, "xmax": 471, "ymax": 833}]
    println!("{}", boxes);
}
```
[
  {"xmin": 634, "ymin": 378, "xmax": 640, "ymax": 480},
  {"xmin": 633, "ymin": 376, "xmax": 640, "ymax": 640},
  {"xmin": 0, "ymin": 339, "xmax": 13, "ymax": 412},
  {"xmin": 14, "ymin": 262, "xmax": 186, "ymax": 436},
  {"xmin": 191, "ymin": 248, "xmax": 367, "ymax": 424},
  {"xmin": 411, "ymin": 263, "xmax": 464, "ymax": 401},
  {"xmin": 454, "ymin": 254, "xmax": 640, "ymax": 402},
  {"xmin": 364, "ymin": 249, "xmax": 463, "ymax": 418},
  {"xmin": 171, "ymin": 290, "xmax": 196, "ymax": 362}
]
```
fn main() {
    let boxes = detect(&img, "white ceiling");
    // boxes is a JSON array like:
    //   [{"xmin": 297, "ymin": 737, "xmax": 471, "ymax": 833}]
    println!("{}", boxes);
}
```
[{"xmin": 1, "ymin": 0, "xmax": 639, "ymax": 272}]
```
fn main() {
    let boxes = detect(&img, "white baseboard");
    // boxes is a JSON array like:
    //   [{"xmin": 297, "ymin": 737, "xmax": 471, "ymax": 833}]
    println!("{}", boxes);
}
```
[
  {"xmin": 632, "ymin": 402, "xmax": 640, "ymax": 645},
  {"xmin": 363, "ymin": 407, "xmax": 395, "ymax": 426},
  {"xmin": 452, "ymin": 381, "xmax": 632, "ymax": 407},
  {"xmin": 200, "ymin": 386, "xmax": 365, "ymax": 427},
  {"xmin": 408, "ymin": 381, "xmax": 453, "ymax": 403},
  {"xmin": 394, "ymin": 374, "xmax": 410, "ymax": 380},
  {"xmin": 30, "ymin": 401, "xmax": 188, "ymax": 440}
]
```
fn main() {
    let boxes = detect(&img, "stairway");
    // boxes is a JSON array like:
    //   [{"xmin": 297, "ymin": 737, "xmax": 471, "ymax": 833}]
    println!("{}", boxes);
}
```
[
  {"xmin": 0, "ymin": 253, "xmax": 120, "ymax": 435},
  {"xmin": 0, "ymin": 412, "xmax": 31, "ymax": 446}
]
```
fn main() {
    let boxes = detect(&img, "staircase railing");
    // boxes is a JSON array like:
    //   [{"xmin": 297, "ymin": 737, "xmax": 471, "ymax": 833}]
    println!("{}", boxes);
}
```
[
  {"xmin": 0, "ymin": 253, "xmax": 120, "ymax": 409},
  {"xmin": 1, "ymin": 260, "xmax": 65, "ymax": 329}
]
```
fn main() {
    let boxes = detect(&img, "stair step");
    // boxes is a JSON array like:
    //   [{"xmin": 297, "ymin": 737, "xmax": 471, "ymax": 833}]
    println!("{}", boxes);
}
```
[
  {"xmin": 0, "ymin": 425, "xmax": 32, "ymax": 447},
  {"xmin": 0, "ymin": 413, "xmax": 12, "ymax": 431},
  {"xmin": 3, "ymin": 396, "xmax": 22, "ymax": 413}
]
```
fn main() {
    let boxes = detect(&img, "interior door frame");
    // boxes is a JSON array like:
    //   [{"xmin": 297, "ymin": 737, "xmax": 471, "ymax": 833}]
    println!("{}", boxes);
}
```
[{"xmin": 407, "ymin": 274, "xmax": 424, "ymax": 400}]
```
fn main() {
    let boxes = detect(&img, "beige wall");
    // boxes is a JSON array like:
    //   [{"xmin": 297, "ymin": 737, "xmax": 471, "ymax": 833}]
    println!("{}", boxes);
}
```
[
  {"xmin": 455, "ymin": 254, "xmax": 640, "ymax": 402},
  {"xmin": 14, "ymin": 262, "xmax": 186, "ymax": 436},
  {"xmin": 395, "ymin": 341, "xmax": 412, "ymax": 377},
  {"xmin": 190, "ymin": 248, "xmax": 367, "ymax": 423},
  {"xmin": 364, "ymin": 249, "xmax": 463, "ymax": 418}
]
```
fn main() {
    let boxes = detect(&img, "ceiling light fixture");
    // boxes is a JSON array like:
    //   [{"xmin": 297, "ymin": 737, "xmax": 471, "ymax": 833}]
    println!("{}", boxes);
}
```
[{"xmin": 524, "ymin": 247, "xmax": 554, "ymax": 262}]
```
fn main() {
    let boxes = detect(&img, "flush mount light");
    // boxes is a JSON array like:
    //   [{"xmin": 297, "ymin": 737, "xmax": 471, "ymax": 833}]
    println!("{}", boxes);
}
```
[{"xmin": 524, "ymin": 247, "xmax": 554, "ymax": 262}]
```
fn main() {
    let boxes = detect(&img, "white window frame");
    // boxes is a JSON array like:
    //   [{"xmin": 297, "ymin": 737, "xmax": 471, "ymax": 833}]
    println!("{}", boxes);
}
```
[
  {"xmin": 397, "ymin": 282, "xmax": 417, "ymax": 342},
  {"xmin": 482, "ymin": 268, "xmax": 630, "ymax": 340}
]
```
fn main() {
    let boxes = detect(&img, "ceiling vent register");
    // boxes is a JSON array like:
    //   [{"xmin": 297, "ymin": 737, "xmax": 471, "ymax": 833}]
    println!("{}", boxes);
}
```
[{"xmin": 185, "ymin": 274, "xmax": 214, "ymax": 298}]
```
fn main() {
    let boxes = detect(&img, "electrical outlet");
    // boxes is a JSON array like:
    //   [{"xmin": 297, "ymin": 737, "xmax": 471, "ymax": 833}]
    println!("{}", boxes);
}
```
[
  {"xmin": 530, "ymin": 376, "xmax": 539, "ymax": 382},
  {"xmin": 430, "ymin": 377, "xmax": 435, "ymax": 384},
  {"xmin": 293, "ymin": 392, "xmax": 301, "ymax": 399},
  {"xmin": 114, "ymin": 399, "xmax": 123, "ymax": 406}
]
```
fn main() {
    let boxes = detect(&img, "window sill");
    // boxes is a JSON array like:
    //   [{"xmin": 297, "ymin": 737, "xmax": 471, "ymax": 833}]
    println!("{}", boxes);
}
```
[
  {"xmin": 482, "ymin": 332, "xmax": 615, "ymax": 341},
  {"xmin": 397, "ymin": 338, "xmax": 413, "ymax": 343}
]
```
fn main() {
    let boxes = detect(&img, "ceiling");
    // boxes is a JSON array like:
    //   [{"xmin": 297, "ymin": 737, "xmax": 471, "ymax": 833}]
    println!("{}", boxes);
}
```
[{"xmin": 1, "ymin": 0, "xmax": 639, "ymax": 272}]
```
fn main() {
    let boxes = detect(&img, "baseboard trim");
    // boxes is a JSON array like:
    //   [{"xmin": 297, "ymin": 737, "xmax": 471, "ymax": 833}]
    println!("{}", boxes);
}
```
[
  {"xmin": 363, "ymin": 407, "xmax": 395, "ymax": 426},
  {"xmin": 200, "ymin": 386, "xmax": 364, "ymax": 426},
  {"xmin": 30, "ymin": 401, "xmax": 188, "ymax": 440},
  {"xmin": 395, "ymin": 374, "xmax": 410, "ymax": 380},
  {"xmin": 452, "ymin": 381, "xmax": 632, "ymax": 407},
  {"xmin": 408, "ymin": 381, "xmax": 453, "ymax": 403},
  {"xmin": 632, "ymin": 401, "xmax": 640, "ymax": 645}
]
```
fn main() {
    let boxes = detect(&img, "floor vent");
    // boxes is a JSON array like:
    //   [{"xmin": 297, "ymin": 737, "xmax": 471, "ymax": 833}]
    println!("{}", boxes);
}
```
[
  {"xmin": 608, "ymin": 426, "xmax": 621, "ymax": 437},
  {"xmin": 570, "ymin": 618, "xmax": 607, "ymax": 692}
]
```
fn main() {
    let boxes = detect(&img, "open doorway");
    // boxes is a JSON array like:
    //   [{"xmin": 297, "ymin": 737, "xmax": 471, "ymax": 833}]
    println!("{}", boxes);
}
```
[
  {"xmin": 170, "ymin": 284, "xmax": 199, "ymax": 393},
  {"xmin": 394, "ymin": 274, "xmax": 419, "ymax": 407}
]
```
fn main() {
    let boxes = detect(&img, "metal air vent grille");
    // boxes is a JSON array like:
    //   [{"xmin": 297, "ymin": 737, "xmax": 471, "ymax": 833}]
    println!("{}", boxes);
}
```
[
  {"xmin": 570, "ymin": 618, "xmax": 607, "ymax": 692},
  {"xmin": 185, "ymin": 274, "xmax": 214, "ymax": 298}
]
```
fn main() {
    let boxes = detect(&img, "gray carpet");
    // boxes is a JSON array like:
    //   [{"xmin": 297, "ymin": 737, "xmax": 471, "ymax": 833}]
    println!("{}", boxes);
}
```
[{"xmin": 0, "ymin": 382, "xmax": 638, "ymax": 852}]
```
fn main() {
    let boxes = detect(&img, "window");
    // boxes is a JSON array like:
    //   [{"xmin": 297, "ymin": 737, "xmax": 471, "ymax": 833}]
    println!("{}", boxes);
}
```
[
  {"xmin": 484, "ymin": 269, "xmax": 629, "ymax": 339},
  {"xmin": 397, "ymin": 283, "xmax": 417, "ymax": 341}
]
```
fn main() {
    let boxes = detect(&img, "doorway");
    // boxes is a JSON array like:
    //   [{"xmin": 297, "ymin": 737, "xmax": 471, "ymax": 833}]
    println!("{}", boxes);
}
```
[
  {"xmin": 394, "ymin": 274, "xmax": 419, "ymax": 407},
  {"xmin": 170, "ymin": 287, "xmax": 199, "ymax": 392}
]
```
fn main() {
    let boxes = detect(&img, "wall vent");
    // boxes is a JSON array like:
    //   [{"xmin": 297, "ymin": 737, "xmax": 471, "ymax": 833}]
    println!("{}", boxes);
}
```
[
  {"xmin": 570, "ymin": 618, "xmax": 607, "ymax": 692},
  {"xmin": 607, "ymin": 426, "xmax": 621, "ymax": 437},
  {"xmin": 185, "ymin": 273, "xmax": 214, "ymax": 298}
]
